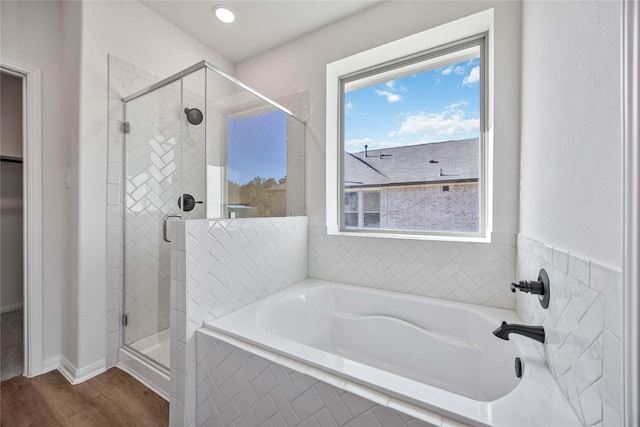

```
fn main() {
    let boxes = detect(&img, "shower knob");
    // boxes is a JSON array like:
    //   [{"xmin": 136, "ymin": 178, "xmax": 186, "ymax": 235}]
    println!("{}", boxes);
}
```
[{"xmin": 178, "ymin": 194, "xmax": 203, "ymax": 212}]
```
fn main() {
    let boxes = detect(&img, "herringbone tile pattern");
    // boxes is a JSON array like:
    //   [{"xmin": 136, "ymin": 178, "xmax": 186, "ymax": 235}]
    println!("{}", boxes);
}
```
[
  {"xmin": 185, "ymin": 217, "xmax": 308, "ymax": 330},
  {"xmin": 171, "ymin": 217, "xmax": 309, "ymax": 427},
  {"xmin": 309, "ymin": 233, "xmax": 515, "ymax": 309},
  {"xmin": 515, "ymin": 235, "xmax": 622, "ymax": 426},
  {"xmin": 196, "ymin": 334, "xmax": 436, "ymax": 427},
  {"xmin": 107, "ymin": 55, "xmax": 160, "ymax": 364},
  {"xmin": 124, "ymin": 83, "xmax": 182, "ymax": 345}
]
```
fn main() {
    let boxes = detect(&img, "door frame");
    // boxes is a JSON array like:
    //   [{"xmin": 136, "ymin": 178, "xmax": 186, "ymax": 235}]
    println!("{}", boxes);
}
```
[
  {"xmin": 623, "ymin": 0, "xmax": 640, "ymax": 424},
  {"xmin": 1, "ymin": 60, "xmax": 44, "ymax": 378}
]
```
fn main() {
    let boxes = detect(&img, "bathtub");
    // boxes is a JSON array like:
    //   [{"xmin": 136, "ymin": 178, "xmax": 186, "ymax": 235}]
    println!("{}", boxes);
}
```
[{"xmin": 204, "ymin": 278, "xmax": 580, "ymax": 426}]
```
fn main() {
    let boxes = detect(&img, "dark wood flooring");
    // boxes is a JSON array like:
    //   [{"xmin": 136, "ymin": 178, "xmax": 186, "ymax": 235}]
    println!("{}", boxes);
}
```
[{"xmin": 0, "ymin": 368, "xmax": 168, "ymax": 426}]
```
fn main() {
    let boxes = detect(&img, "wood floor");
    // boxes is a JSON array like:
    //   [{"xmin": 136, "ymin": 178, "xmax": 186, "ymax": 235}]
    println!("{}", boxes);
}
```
[{"xmin": 0, "ymin": 368, "xmax": 168, "ymax": 426}]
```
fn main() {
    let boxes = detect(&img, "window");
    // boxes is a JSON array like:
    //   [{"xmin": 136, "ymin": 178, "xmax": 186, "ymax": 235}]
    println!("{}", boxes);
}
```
[
  {"xmin": 338, "ymin": 35, "xmax": 486, "ymax": 237},
  {"xmin": 344, "ymin": 190, "xmax": 381, "ymax": 228},
  {"xmin": 227, "ymin": 110, "xmax": 287, "ymax": 218}
]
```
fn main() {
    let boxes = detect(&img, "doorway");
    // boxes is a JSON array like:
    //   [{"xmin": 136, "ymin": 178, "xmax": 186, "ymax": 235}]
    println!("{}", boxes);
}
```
[{"xmin": 1, "ymin": 71, "xmax": 24, "ymax": 381}]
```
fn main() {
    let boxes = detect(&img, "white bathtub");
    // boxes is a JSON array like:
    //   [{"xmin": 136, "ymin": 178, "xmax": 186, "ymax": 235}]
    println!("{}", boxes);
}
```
[{"xmin": 205, "ymin": 279, "xmax": 580, "ymax": 426}]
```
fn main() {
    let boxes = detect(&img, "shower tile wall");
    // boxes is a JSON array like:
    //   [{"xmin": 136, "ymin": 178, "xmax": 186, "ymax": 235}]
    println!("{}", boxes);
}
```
[
  {"xmin": 107, "ymin": 55, "xmax": 159, "ymax": 366},
  {"xmin": 309, "ymin": 229, "xmax": 516, "ymax": 309},
  {"xmin": 123, "ymin": 82, "xmax": 181, "ymax": 346},
  {"xmin": 516, "ymin": 235, "xmax": 622, "ymax": 426},
  {"xmin": 195, "ymin": 331, "xmax": 449, "ymax": 427},
  {"xmin": 107, "ymin": 55, "xmax": 209, "ymax": 365},
  {"xmin": 170, "ymin": 216, "xmax": 308, "ymax": 427}
]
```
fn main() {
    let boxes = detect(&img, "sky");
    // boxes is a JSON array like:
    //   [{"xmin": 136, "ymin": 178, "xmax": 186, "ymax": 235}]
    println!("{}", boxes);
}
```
[
  {"xmin": 227, "ymin": 110, "xmax": 287, "ymax": 184},
  {"xmin": 344, "ymin": 57, "xmax": 481, "ymax": 153}
]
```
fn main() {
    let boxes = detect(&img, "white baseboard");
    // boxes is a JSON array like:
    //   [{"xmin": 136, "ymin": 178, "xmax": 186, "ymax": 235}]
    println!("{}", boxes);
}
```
[
  {"xmin": 1, "ymin": 302, "xmax": 23, "ymax": 314},
  {"xmin": 58, "ymin": 356, "xmax": 106, "ymax": 385}
]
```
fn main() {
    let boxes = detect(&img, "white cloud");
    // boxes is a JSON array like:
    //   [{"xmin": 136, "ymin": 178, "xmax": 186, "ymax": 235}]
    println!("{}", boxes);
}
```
[
  {"xmin": 385, "ymin": 80, "xmax": 396, "ymax": 89},
  {"xmin": 444, "ymin": 101, "xmax": 469, "ymax": 110},
  {"xmin": 463, "ymin": 66, "xmax": 480, "ymax": 86},
  {"xmin": 388, "ymin": 108, "xmax": 479, "ymax": 142},
  {"xmin": 454, "ymin": 66, "xmax": 466, "ymax": 75},
  {"xmin": 441, "ymin": 66, "xmax": 453, "ymax": 75},
  {"xmin": 375, "ymin": 89, "xmax": 402, "ymax": 103},
  {"xmin": 345, "ymin": 102, "xmax": 353, "ymax": 110}
]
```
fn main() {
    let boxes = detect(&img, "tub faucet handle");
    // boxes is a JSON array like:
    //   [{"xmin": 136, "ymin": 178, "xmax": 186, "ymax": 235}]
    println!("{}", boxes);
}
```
[
  {"xmin": 510, "ymin": 280, "xmax": 545, "ymax": 295},
  {"xmin": 510, "ymin": 269, "xmax": 551, "ymax": 309}
]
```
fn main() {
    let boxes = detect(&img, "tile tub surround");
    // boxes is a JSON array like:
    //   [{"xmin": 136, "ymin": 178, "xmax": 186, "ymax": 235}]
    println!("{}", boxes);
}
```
[
  {"xmin": 309, "ymin": 230, "xmax": 516, "ymax": 309},
  {"xmin": 196, "ymin": 330, "xmax": 448, "ymax": 427},
  {"xmin": 170, "ymin": 216, "xmax": 309, "ymax": 427},
  {"xmin": 516, "ymin": 235, "xmax": 622, "ymax": 426}
]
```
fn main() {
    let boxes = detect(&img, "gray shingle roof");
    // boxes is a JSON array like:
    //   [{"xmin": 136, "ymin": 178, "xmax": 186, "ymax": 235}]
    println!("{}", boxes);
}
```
[{"xmin": 344, "ymin": 138, "xmax": 479, "ymax": 188}]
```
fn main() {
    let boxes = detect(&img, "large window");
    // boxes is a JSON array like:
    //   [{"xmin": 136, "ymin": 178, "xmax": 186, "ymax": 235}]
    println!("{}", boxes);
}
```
[{"xmin": 339, "ymin": 36, "xmax": 485, "ymax": 237}]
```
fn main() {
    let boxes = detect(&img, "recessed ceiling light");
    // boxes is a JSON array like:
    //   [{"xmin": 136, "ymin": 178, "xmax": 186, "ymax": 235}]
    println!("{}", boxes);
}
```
[{"xmin": 213, "ymin": 5, "xmax": 235, "ymax": 23}]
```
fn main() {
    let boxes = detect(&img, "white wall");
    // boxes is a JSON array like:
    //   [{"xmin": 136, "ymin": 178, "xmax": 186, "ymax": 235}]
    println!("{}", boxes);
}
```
[
  {"xmin": 235, "ymin": 1, "xmax": 522, "ymax": 238},
  {"xmin": 1, "ymin": 0, "xmax": 67, "ymax": 366},
  {"xmin": 72, "ymin": 1, "xmax": 234, "ymax": 371},
  {"xmin": 519, "ymin": 0, "xmax": 622, "ymax": 269},
  {"xmin": 517, "ymin": 2, "xmax": 622, "ymax": 424}
]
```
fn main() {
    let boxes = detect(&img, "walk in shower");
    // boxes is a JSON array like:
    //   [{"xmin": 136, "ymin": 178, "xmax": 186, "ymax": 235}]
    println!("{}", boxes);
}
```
[{"xmin": 117, "ymin": 60, "xmax": 306, "ymax": 394}]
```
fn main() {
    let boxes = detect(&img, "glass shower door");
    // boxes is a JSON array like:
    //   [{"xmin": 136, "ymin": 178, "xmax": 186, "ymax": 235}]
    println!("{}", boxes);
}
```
[{"xmin": 122, "ymin": 80, "xmax": 183, "ymax": 369}]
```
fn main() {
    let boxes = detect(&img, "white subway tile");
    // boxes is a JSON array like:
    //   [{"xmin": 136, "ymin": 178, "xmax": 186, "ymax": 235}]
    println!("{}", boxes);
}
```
[
  {"xmin": 541, "ymin": 244, "xmax": 554, "ymax": 264},
  {"xmin": 589, "ymin": 263, "xmax": 621, "ymax": 295},
  {"xmin": 552, "ymin": 248, "xmax": 569, "ymax": 274},
  {"xmin": 603, "ymin": 275, "xmax": 623, "ymax": 339},
  {"xmin": 567, "ymin": 253, "xmax": 590, "ymax": 285},
  {"xmin": 602, "ymin": 330, "xmax": 622, "ymax": 411},
  {"xmin": 579, "ymin": 382, "xmax": 603, "ymax": 426},
  {"xmin": 602, "ymin": 395, "xmax": 622, "ymax": 427},
  {"xmin": 107, "ymin": 161, "xmax": 122, "ymax": 185}
]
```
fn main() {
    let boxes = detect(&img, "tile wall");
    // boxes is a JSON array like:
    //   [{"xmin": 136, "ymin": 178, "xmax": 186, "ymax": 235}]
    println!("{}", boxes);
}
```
[
  {"xmin": 516, "ymin": 235, "xmax": 622, "ymax": 426},
  {"xmin": 108, "ymin": 55, "xmax": 210, "ymax": 365},
  {"xmin": 106, "ymin": 55, "xmax": 159, "ymax": 366},
  {"xmin": 195, "ymin": 331, "xmax": 465, "ymax": 427},
  {"xmin": 309, "ymin": 230, "xmax": 516, "ymax": 309},
  {"xmin": 170, "ymin": 217, "xmax": 309, "ymax": 426}
]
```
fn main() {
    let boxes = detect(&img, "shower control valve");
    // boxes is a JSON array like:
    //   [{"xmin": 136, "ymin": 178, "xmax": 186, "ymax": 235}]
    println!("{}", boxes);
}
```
[
  {"xmin": 510, "ymin": 268, "xmax": 550, "ymax": 309},
  {"xmin": 510, "ymin": 280, "xmax": 545, "ymax": 295},
  {"xmin": 178, "ymin": 193, "xmax": 203, "ymax": 212}
]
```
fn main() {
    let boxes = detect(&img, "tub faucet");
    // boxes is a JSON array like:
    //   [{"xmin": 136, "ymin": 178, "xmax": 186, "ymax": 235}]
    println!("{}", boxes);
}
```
[{"xmin": 492, "ymin": 321, "xmax": 545, "ymax": 344}]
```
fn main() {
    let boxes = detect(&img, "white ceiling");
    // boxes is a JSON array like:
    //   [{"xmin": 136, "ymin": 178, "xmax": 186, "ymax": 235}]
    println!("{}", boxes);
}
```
[{"xmin": 141, "ymin": 1, "xmax": 383, "ymax": 64}]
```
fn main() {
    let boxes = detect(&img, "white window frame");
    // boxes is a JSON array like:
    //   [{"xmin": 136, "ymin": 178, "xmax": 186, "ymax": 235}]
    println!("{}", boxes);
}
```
[{"xmin": 326, "ymin": 9, "xmax": 494, "ymax": 242}]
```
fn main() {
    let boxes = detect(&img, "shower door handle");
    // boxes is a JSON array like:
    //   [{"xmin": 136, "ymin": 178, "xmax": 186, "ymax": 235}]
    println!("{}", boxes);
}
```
[{"xmin": 162, "ymin": 214, "xmax": 183, "ymax": 243}]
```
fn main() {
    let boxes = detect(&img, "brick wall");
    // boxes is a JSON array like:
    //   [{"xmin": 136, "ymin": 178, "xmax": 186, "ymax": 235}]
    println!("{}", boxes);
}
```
[{"xmin": 380, "ymin": 183, "xmax": 478, "ymax": 232}]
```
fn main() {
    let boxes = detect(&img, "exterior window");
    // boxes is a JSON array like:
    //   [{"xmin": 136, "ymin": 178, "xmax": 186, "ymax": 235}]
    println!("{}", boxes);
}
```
[
  {"xmin": 362, "ymin": 191, "xmax": 380, "ymax": 228},
  {"xmin": 344, "ymin": 190, "xmax": 380, "ymax": 228},
  {"xmin": 344, "ymin": 191, "xmax": 358, "ymax": 227},
  {"xmin": 340, "ymin": 36, "xmax": 485, "ymax": 236}
]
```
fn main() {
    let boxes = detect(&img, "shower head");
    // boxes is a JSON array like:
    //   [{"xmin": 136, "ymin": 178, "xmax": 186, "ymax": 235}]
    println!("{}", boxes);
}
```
[{"xmin": 184, "ymin": 108, "xmax": 203, "ymax": 125}]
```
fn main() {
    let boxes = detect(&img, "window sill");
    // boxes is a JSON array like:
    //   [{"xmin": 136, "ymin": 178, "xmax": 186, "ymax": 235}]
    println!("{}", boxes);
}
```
[{"xmin": 324, "ymin": 226, "xmax": 490, "ymax": 243}]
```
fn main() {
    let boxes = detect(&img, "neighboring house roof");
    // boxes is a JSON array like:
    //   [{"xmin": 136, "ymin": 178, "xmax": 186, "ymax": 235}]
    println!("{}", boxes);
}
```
[{"xmin": 344, "ymin": 138, "xmax": 479, "ymax": 188}]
